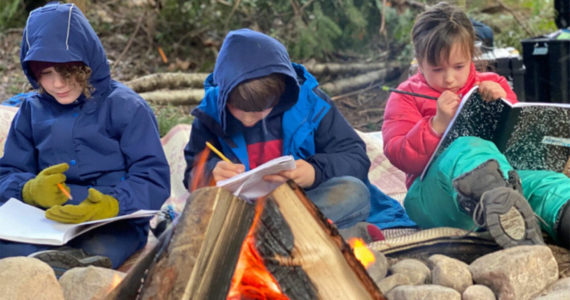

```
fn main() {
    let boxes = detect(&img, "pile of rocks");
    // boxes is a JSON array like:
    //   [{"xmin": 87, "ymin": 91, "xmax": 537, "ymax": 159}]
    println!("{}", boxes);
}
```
[
  {"xmin": 1, "ymin": 244, "xmax": 569, "ymax": 299},
  {"xmin": 367, "ymin": 245, "xmax": 570, "ymax": 300},
  {"xmin": 0, "ymin": 257, "xmax": 123, "ymax": 300}
]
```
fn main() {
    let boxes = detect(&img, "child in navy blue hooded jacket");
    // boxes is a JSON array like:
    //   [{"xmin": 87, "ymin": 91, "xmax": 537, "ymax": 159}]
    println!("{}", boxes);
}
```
[
  {"xmin": 183, "ymin": 29, "xmax": 414, "ymax": 233},
  {"xmin": 0, "ymin": 3, "xmax": 170, "ymax": 272}
]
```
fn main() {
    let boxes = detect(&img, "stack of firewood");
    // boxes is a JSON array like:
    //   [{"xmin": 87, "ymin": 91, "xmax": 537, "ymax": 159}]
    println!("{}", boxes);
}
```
[{"xmin": 124, "ymin": 58, "xmax": 403, "ymax": 106}]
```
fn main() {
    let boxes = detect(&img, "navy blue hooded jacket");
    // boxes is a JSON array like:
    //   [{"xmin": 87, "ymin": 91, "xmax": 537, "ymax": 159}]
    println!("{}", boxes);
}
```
[
  {"xmin": 0, "ymin": 3, "xmax": 171, "ymax": 215},
  {"xmin": 183, "ymin": 29, "xmax": 415, "ymax": 228}
]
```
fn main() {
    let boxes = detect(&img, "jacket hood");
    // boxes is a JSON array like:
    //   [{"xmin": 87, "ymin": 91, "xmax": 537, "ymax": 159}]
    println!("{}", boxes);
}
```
[
  {"xmin": 211, "ymin": 28, "xmax": 300, "ymax": 130},
  {"xmin": 20, "ymin": 2, "xmax": 110, "ymax": 93}
]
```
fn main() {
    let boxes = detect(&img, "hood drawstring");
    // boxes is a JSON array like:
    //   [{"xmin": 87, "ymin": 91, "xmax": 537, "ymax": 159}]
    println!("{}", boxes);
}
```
[{"xmin": 65, "ymin": 4, "xmax": 74, "ymax": 50}]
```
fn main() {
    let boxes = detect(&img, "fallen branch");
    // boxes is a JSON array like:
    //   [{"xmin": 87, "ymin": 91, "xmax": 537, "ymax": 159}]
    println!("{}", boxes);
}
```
[
  {"xmin": 139, "ymin": 88, "xmax": 204, "ymax": 105},
  {"xmin": 125, "ymin": 73, "xmax": 208, "ymax": 93},
  {"xmin": 306, "ymin": 61, "xmax": 389, "ymax": 75},
  {"xmin": 320, "ymin": 64, "xmax": 402, "ymax": 96}
]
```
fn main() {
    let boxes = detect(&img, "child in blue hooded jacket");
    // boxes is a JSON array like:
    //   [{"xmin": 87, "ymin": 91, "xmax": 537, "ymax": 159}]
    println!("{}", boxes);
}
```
[
  {"xmin": 0, "ymin": 3, "xmax": 170, "ymax": 274},
  {"xmin": 183, "ymin": 29, "xmax": 415, "ymax": 236}
]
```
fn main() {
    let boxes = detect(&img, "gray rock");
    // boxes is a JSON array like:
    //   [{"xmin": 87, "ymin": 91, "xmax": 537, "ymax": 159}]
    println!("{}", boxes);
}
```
[
  {"xmin": 389, "ymin": 258, "xmax": 430, "ymax": 285},
  {"xmin": 386, "ymin": 284, "xmax": 461, "ymax": 300},
  {"xmin": 0, "ymin": 257, "xmax": 64, "ymax": 300},
  {"xmin": 367, "ymin": 249, "xmax": 389, "ymax": 283},
  {"xmin": 428, "ymin": 254, "xmax": 472, "ymax": 293},
  {"xmin": 377, "ymin": 273, "xmax": 412, "ymax": 294},
  {"xmin": 463, "ymin": 284, "xmax": 496, "ymax": 300},
  {"xmin": 534, "ymin": 277, "xmax": 570, "ymax": 300},
  {"xmin": 469, "ymin": 245, "xmax": 558, "ymax": 300},
  {"xmin": 59, "ymin": 266, "xmax": 126, "ymax": 300}
]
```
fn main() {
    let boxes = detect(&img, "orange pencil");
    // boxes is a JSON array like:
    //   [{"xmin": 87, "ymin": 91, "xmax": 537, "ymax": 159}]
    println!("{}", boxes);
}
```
[
  {"xmin": 205, "ymin": 141, "xmax": 231, "ymax": 163},
  {"xmin": 57, "ymin": 183, "xmax": 73, "ymax": 200}
]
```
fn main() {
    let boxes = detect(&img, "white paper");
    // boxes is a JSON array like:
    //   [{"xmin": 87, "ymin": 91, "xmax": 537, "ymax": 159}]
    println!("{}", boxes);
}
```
[
  {"xmin": 216, "ymin": 155, "xmax": 296, "ymax": 200},
  {"xmin": 0, "ymin": 198, "xmax": 158, "ymax": 246}
]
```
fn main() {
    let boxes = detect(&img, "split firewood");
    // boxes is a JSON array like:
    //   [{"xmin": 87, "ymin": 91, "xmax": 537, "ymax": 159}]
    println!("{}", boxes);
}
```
[
  {"xmin": 320, "ymin": 64, "xmax": 402, "ymax": 96},
  {"xmin": 106, "ymin": 187, "xmax": 255, "ymax": 300},
  {"xmin": 106, "ymin": 182, "xmax": 385, "ymax": 299},
  {"xmin": 125, "ymin": 72, "xmax": 208, "ymax": 93},
  {"xmin": 138, "ymin": 88, "xmax": 205, "ymax": 105},
  {"xmin": 255, "ymin": 181, "xmax": 384, "ymax": 299}
]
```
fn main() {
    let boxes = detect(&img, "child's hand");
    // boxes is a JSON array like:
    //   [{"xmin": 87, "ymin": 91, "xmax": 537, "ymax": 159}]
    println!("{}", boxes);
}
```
[
  {"xmin": 431, "ymin": 90, "xmax": 460, "ymax": 134},
  {"xmin": 477, "ymin": 81, "xmax": 507, "ymax": 102},
  {"xmin": 263, "ymin": 159, "xmax": 315, "ymax": 188},
  {"xmin": 212, "ymin": 161, "xmax": 245, "ymax": 182}
]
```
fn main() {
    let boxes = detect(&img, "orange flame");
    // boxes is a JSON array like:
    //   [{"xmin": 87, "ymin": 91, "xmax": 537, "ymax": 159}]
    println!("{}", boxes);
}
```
[
  {"xmin": 190, "ymin": 147, "xmax": 216, "ymax": 191},
  {"xmin": 227, "ymin": 198, "xmax": 288, "ymax": 300},
  {"xmin": 349, "ymin": 238, "xmax": 376, "ymax": 268}
]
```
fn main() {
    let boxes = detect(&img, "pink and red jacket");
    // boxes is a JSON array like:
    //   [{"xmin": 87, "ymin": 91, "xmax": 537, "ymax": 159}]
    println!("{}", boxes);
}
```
[{"xmin": 381, "ymin": 63, "xmax": 518, "ymax": 188}]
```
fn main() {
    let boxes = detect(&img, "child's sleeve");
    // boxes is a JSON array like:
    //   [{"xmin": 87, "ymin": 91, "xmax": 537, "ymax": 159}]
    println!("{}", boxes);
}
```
[
  {"xmin": 0, "ymin": 101, "xmax": 38, "ymax": 203},
  {"xmin": 381, "ymin": 89, "xmax": 441, "ymax": 176},
  {"xmin": 109, "ymin": 101, "xmax": 171, "ymax": 213},
  {"xmin": 309, "ymin": 97, "xmax": 370, "ymax": 188}
]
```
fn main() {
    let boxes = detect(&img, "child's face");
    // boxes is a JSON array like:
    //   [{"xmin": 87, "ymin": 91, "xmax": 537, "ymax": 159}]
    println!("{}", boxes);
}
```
[
  {"xmin": 38, "ymin": 67, "xmax": 83, "ymax": 105},
  {"xmin": 227, "ymin": 104, "xmax": 273, "ymax": 127},
  {"xmin": 419, "ymin": 42, "xmax": 471, "ymax": 94}
]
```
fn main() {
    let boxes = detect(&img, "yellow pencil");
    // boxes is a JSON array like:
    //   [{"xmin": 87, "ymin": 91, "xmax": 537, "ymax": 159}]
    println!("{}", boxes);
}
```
[
  {"xmin": 57, "ymin": 183, "xmax": 73, "ymax": 200},
  {"xmin": 205, "ymin": 141, "xmax": 232, "ymax": 163}
]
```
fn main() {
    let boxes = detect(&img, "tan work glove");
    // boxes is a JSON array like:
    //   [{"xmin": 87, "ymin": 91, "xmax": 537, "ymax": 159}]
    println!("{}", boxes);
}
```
[
  {"xmin": 45, "ymin": 188, "xmax": 119, "ymax": 224},
  {"xmin": 22, "ymin": 163, "xmax": 70, "ymax": 208}
]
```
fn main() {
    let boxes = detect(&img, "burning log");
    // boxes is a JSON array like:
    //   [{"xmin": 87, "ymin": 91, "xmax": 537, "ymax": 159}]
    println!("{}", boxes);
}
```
[
  {"xmin": 106, "ymin": 181, "xmax": 384, "ymax": 299},
  {"xmin": 245, "ymin": 181, "xmax": 384, "ymax": 299}
]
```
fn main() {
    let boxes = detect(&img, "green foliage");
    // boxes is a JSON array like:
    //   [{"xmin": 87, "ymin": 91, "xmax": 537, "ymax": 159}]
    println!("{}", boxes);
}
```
[
  {"xmin": 0, "ymin": 0, "xmax": 26, "ymax": 32},
  {"xmin": 156, "ymin": 0, "xmax": 414, "ymax": 62},
  {"xmin": 151, "ymin": 104, "xmax": 193, "ymax": 137},
  {"xmin": 467, "ymin": 0, "xmax": 557, "ymax": 52}
]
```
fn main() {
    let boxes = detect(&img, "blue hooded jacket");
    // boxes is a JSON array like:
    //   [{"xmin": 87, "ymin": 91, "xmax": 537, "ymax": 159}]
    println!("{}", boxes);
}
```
[
  {"xmin": 183, "ymin": 29, "xmax": 414, "ymax": 228},
  {"xmin": 0, "ymin": 3, "xmax": 171, "ymax": 215}
]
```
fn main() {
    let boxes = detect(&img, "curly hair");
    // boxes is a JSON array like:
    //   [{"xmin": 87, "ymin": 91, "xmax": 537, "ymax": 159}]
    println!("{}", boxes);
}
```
[{"xmin": 37, "ymin": 63, "xmax": 94, "ymax": 98}]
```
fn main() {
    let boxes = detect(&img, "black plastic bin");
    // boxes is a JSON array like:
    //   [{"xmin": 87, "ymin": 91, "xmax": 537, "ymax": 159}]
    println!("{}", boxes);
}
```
[{"xmin": 521, "ymin": 37, "xmax": 570, "ymax": 103}]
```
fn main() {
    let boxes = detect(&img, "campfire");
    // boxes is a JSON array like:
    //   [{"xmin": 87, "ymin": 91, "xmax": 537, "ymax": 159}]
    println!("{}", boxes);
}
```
[{"xmin": 106, "ymin": 181, "xmax": 384, "ymax": 299}]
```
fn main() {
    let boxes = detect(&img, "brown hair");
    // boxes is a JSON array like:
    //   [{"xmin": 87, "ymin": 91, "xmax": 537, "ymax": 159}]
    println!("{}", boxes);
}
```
[
  {"xmin": 411, "ymin": 2, "xmax": 476, "ymax": 67},
  {"xmin": 36, "ymin": 63, "xmax": 94, "ymax": 98},
  {"xmin": 227, "ymin": 73, "xmax": 286, "ymax": 112}
]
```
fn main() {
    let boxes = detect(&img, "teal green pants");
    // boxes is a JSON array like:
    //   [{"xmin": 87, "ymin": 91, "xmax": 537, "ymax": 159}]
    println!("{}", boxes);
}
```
[{"xmin": 405, "ymin": 136, "xmax": 570, "ymax": 239}]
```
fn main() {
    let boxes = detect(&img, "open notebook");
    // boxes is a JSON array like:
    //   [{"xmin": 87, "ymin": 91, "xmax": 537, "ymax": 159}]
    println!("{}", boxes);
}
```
[
  {"xmin": 0, "ymin": 198, "xmax": 158, "ymax": 246},
  {"xmin": 216, "ymin": 155, "xmax": 296, "ymax": 200}
]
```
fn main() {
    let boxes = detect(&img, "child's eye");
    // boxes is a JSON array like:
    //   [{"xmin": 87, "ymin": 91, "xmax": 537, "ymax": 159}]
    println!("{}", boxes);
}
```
[{"xmin": 455, "ymin": 65, "xmax": 465, "ymax": 70}]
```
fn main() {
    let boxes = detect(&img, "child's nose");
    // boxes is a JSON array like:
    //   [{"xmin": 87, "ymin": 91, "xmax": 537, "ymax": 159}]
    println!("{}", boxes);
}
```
[{"xmin": 53, "ymin": 74, "xmax": 65, "ymax": 88}]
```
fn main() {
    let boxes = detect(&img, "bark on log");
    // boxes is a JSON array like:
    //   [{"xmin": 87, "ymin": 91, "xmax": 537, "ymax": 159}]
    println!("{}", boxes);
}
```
[
  {"xmin": 320, "ymin": 64, "xmax": 402, "ymax": 96},
  {"xmin": 305, "ymin": 61, "xmax": 390, "ymax": 76},
  {"xmin": 138, "ymin": 88, "xmax": 204, "ymax": 105},
  {"xmin": 125, "ymin": 72, "xmax": 209, "ymax": 93}
]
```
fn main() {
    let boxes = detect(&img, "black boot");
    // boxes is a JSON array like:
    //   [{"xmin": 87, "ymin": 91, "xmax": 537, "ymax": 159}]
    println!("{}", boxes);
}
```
[
  {"xmin": 556, "ymin": 202, "xmax": 570, "ymax": 249},
  {"xmin": 453, "ymin": 159, "xmax": 543, "ymax": 248}
]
